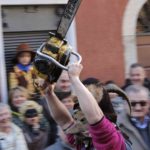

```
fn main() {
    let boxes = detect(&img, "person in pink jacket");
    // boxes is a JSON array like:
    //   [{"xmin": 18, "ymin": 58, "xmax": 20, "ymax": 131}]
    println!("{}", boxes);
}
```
[{"xmin": 39, "ymin": 63, "xmax": 131, "ymax": 150}]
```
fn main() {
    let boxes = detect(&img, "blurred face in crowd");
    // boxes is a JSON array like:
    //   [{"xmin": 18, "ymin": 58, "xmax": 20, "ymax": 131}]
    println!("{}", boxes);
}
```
[
  {"xmin": 0, "ymin": 107, "xmax": 12, "ymax": 132},
  {"xmin": 129, "ymin": 66, "xmax": 145, "ymax": 86},
  {"xmin": 25, "ymin": 116, "xmax": 39, "ymax": 126},
  {"xmin": 61, "ymin": 96, "xmax": 75, "ymax": 110},
  {"xmin": 18, "ymin": 52, "xmax": 32, "ymax": 65},
  {"xmin": 55, "ymin": 71, "xmax": 71, "ymax": 92},
  {"xmin": 128, "ymin": 90, "xmax": 149, "ymax": 121},
  {"xmin": 109, "ymin": 92, "xmax": 118, "ymax": 99},
  {"xmin": 24, "ymin": 113, "xmax": 40, "ymax": 126},
  {"xmin": 11, "ymin": 90, "xmax": 27, "ymax": 108}
]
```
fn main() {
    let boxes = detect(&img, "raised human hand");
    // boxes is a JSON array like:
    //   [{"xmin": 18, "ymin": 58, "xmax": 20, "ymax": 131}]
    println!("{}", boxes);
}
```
[
  {"xmin": 34, "ymin": 78, "xmax": 48, "ymax": 91},
  {"xmin": 67, "ymin": 63, "xmax": 83, "ymax": 80}
]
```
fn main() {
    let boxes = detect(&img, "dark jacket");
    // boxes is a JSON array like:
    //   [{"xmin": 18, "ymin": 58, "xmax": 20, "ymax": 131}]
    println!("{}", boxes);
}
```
[
  {"xmin": 45, "ymin": 138, "xmax": 73, "ymax": 150},
  {"xmin": 118, "ymin": 113, "xmax": 150, "ymax": 150},
  {"xmin": 36, "ymin": 97, "xmax": 58, "ymax": 145},
  {"xmin": 37, "ymin": 98, "xmax": 74, "ymax": 150},
  {"xmin": 23, "ymin": 123, "xmax": 48, "ymax": 150},
  {"xmin": 12, "ymin": 109, "xmax": 53, "ymax": 148}
]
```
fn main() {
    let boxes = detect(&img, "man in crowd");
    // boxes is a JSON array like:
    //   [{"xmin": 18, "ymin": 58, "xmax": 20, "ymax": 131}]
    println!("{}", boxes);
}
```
[
  {"xmin": 54, "ymin": 70, "xmax": 72, "ymax": 92},
  {"xmin": 122, "ymin": 63, "xmax": 150, "ymax": 90},
  {"xmin": 0, "ymin": 103, "xmax": 28, "ymax": 150},
  {"xmin": 54, "ymin": 70, "xmax": 74, "ymax": 115},
  {"xmin": 41, "ymin": 63, "xmax": 129, "ymax": 150},
  {"xmin": 118, "ymin": 85, "xmax": 150, "ymax": 150}
]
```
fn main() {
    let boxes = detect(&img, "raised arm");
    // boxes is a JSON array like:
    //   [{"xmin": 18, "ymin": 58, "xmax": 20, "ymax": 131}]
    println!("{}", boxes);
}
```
[
  {"xmin": 44, "ymin": 84, "xmax": 74, "ymax": 130},
  {"xmin": 68, "ymin": 63, "xmax": 104, "ymax": 125}
]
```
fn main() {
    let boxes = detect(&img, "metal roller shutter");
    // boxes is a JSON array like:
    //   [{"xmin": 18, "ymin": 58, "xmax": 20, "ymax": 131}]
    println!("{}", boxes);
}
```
[{"xmin": 3, "ymin": 31, "xmax": 50, "ymax": 74}]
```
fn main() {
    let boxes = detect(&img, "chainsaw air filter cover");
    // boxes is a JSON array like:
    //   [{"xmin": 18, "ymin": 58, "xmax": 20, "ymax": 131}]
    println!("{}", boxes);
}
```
[{"xmin": 34, "ymin": 35, "xmax": 72, "ymax": 83}]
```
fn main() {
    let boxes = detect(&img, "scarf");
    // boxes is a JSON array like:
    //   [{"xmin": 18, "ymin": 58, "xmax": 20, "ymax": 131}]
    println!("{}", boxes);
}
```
[
  {"xmin": 130, "ymin": 116, "xmax": 150, "ymax": 129},
  {"xmin": 17, "ymin": 63, "xmax": 31, "ymax": 72}
]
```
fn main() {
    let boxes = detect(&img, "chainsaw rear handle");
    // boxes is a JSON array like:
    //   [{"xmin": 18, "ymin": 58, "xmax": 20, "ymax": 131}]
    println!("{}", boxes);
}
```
[{"xmin": 36, "ymin": 43, "xmax": 82, "ymax": 71}]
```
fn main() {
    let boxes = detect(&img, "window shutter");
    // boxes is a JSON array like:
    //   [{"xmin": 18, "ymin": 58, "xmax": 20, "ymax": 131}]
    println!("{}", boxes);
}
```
[{"xmin": 4, "ymin": 31, "xmax": 50, "ymax": 73}]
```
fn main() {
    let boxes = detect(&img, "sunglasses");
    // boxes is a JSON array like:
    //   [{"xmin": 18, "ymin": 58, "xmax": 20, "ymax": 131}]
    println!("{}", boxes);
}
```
[
  {"xmin": 24, "ymin": 109, "xmax": 38, "ymax": 118},
  {"xmin": 131, "ymin": 101, "xmax": 147, "ymax": 107}
]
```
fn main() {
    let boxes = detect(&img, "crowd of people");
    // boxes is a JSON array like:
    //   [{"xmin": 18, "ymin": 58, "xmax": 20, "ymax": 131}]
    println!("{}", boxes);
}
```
[{"xmin": 0, "ymin": 43, "xmax": 150, "ymax": 150}]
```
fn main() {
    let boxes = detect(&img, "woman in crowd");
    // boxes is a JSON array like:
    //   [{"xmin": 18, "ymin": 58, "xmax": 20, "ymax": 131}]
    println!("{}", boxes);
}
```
[
  {"xmin": 9, "ymin": 86, "xmax": 53, "ymax": 143},
  {"xmin": 9, "ymin": 86, "xmax": 29, "ymax": 128},
  {"xmin": 9, "ymin": 86, "xmax": 71, "ymax": 149},
  {"xmin": 19, "ymin": 100, "xmax": 49, "ymax": 150}
]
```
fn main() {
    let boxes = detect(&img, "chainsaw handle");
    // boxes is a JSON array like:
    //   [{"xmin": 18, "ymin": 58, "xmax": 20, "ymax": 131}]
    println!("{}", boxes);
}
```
[{"xmin": 36, "ymin": 43, "xmax": 82, "ymax": 71}]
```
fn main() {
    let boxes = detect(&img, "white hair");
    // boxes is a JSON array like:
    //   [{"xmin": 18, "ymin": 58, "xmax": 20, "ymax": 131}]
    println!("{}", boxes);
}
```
[
  {"xmin": 125, "ymin": 85, "xmax": 150, "ymax": 99},
  {"xmin": 0, "ymin": 103, "xmax": 11, "ymax": 112}
]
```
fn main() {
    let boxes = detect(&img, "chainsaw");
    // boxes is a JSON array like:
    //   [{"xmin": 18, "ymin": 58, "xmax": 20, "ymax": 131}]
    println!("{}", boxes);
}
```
[{"xmin": 34, "ymin": 0, "xmax": 82, "ymax": 83}]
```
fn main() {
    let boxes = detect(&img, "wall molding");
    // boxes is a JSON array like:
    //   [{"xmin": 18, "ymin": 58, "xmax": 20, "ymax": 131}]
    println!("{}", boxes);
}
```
[
  {"xmin": 122, "ymin": 0, "xmax": 147, "ymax": 77},
  {"xmin": 0, "ymin": 6, "xmax": 8, "ymax": 103},
  {"xmin": 0, "ymin": 0, "xmax": 67, "ymax": 5}
]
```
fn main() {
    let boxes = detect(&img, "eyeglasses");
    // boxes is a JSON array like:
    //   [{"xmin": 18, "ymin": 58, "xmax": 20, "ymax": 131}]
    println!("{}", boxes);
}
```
[{"xmin": 131, "ymin": 101, "xmax": 147, "ymax": 107}]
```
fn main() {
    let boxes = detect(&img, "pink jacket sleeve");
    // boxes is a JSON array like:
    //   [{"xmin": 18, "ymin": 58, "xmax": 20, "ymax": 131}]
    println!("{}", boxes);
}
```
[
  {"xmin": 67, "ymin": 134, "xmax": 75, "ymax": 146},
  {"xmin": 89, "ymin": 117, "xmax": 126, "ymax": 150}
]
